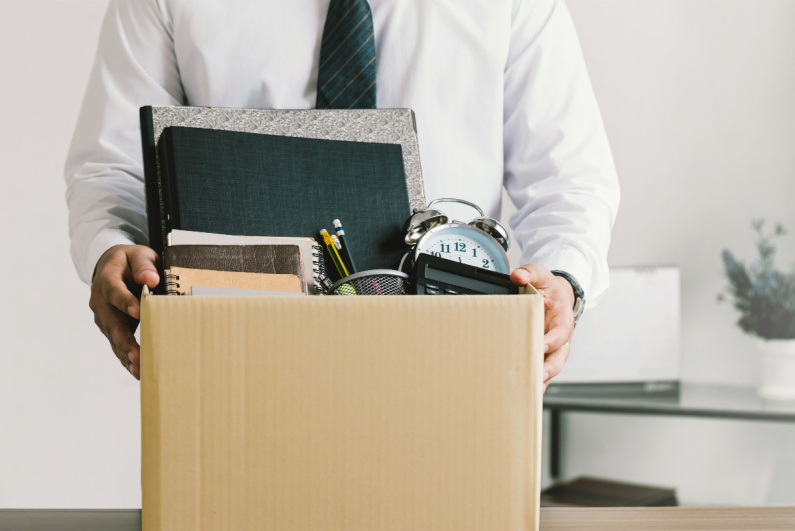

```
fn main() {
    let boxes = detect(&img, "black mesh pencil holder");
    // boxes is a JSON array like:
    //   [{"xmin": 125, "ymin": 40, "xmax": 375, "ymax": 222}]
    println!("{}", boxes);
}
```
[{"xmin": 326, "ymin": 270, "xmax": 412, "ymax": 296}]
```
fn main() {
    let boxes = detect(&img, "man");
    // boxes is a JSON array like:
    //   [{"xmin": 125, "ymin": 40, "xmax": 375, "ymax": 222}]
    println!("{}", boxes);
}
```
[{"xmin": 66, "ymin": 0, "xmax": 620, "ymax": 389}]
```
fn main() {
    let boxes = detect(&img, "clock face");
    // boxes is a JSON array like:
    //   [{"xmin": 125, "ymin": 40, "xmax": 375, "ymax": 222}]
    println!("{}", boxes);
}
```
[{"xmin": 416, "ymin": 225, "xmax": 509, "ymax": 274}]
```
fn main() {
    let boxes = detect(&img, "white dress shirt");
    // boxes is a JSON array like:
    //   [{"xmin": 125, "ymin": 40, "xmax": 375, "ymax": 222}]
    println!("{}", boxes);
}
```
[{"xmin": 65, "ymin": 0, "xmax": 620, "ymax": 303}]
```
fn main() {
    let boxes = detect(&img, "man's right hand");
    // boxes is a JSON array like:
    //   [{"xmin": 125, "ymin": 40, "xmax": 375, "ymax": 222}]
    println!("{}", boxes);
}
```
[{"xmin": 89, "ymin": 245, "xmax": 160, "ymax": 380}]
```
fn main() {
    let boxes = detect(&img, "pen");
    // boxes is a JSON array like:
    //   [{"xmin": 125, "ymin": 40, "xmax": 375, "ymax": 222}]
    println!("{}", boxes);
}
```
[
  {"xmin": 333, "ymin": 219, "xmax": 358, "ymax": 274},
  {"xmin": 320, "ymin": 229, "xmax": 350, "ymax": 279}
]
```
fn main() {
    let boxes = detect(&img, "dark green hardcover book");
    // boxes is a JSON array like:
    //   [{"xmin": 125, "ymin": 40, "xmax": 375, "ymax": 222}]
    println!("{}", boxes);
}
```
[{"xmin": 157, "ymin": 126, "xmax": 410, "ymax": 272}]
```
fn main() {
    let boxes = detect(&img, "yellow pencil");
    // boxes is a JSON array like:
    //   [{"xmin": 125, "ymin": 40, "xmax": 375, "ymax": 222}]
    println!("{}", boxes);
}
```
[
  {"xmin": 320, "ymin": 229, "xmax": 349, "ymax": 278},
  {"xmin": 319, "ymin": 229, "xmax": 356, "ymax": 295}
]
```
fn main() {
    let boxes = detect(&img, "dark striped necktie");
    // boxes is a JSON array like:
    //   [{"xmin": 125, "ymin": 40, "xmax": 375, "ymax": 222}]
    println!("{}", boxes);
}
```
[{"xmin": 316, "ymin": 0, "xmax": 377, "ymax": 109}]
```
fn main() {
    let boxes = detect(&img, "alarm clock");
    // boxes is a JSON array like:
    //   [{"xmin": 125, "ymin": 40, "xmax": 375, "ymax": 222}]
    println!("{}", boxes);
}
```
[{"xmin": 401, "ymin": 198, "xmax": 512, "ymax": 275}]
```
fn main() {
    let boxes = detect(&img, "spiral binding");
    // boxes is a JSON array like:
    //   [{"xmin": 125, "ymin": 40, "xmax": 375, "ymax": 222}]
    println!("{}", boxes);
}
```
[
  {"xmin": 311, "ymin": 241, "xmax": 326, "ymax": 295},
  {"xmin": 164, "ymin": 270, "xmax": 182, "ymax": 295}
]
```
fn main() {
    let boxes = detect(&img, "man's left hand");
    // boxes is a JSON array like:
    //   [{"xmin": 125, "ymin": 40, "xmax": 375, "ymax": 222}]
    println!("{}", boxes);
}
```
[{"xmin": 511, "ymin": 264, "xmax": 576, "ymax": 392}]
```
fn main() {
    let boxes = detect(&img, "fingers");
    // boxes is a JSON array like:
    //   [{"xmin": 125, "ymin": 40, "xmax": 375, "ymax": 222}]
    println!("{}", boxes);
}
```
[
  {"xmin": 544, "ymin": 309, "xmax": 573, "ymax": 353},
  {"xmin": 129, "ymin": 362, "xmax": 140, "ymax": 380},
  {"xmin": 100, "ymin": 276, "xmax": 141, "ymax": 319},
  {"xmin": 128, "ymin": 246, "xmax": 160, "ymax": 288},
  {"xmin": 541, "ymin": 277, "xmax": 575, "ymax": 353},
  {"xmin": 105, "ymin": 336, "xmax": 130, "ymax": 372},
  {"xmin": 93, "ymin": 300, "xmax": 140, "ymax": 380},
  {"xmin": 527, "ymin": 271, "xmax": 575, "ymax": 353},
  {"xmin": 512, "ymin": 263, "xmax": 576, "ymax": 391},
  {"xmin": 510, "ymin": 268, "xmax": 532, "ymax": 286},
  {"xmin": 93, "ymin": 246, "xmax": 140, "ymax": 317},
  {"xmin": 544, "ymin": 341, "xmax": 570, "ymax": 382},
  {"xmin": 510, "ymin": 263, "xmax": 553, "ymax": 287},
  {"xmin": 125, "ymin": 247, "xmax": 159, "ymax": 319},
  {"xmin": 543, "ymin": 341, "xmax": 571, "ymax": 393},
  {"xmin": 90, "ymin": 244, "xmax": 157, "ymax": 380}
]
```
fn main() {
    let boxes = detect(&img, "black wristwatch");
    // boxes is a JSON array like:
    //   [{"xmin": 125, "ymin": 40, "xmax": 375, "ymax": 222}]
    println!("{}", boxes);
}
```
[{"xmin": 551, "ymin": 270, "xmax": 585, "ymax": 327}]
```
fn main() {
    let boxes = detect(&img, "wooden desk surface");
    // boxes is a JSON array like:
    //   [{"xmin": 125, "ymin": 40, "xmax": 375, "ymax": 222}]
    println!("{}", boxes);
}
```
[
  {"xmin": 540, "ymin": 506, "xmax": 795, "ymax": 530},
  {"xmin": 1, "ymin": 506, "xmax": 793, "ymax": 530}
]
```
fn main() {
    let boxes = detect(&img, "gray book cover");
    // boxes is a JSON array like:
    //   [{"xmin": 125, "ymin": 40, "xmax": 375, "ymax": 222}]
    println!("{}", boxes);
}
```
[{"xmin": 142, "ymin": 105, "xmax": 425, "ymax": 262}]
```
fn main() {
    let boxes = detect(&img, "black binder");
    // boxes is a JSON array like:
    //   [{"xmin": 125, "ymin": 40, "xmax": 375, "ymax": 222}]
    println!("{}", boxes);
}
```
[{"xmin": 156, "ymin": 126, "xmax": 411, "ymax": 272}]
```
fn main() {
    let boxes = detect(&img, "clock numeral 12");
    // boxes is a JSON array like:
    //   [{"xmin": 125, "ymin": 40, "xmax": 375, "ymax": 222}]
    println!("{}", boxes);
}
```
[{"xmin": 454, "ymin": 242, "xmax": 467, "ymax": 252}]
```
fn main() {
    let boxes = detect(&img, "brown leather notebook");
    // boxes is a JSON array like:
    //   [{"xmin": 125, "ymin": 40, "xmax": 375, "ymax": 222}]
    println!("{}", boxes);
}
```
[{"xmin": 163, "ymin": 244, "xmax": 305, "ymax": 286}]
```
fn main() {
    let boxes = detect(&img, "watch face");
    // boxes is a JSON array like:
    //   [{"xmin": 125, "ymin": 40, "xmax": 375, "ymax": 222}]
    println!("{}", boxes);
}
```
[{"xmin": 416, "ymin": 224, "xmax": 510, "ymax": 274}]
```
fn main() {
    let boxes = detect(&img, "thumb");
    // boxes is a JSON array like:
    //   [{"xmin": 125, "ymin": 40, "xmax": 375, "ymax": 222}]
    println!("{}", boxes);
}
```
[
  {"xmin": 510, "ymin": 263, "xmax": 551, "ymax": 287},
  {"xmin": 127, "ymin": 246, "xmax": 160, "ymax": 289}
]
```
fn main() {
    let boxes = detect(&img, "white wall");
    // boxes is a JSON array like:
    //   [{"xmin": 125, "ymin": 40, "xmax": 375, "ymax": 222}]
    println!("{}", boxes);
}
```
[
  {"xmin": 521, "ymin": 0, "xmax": 795, "ymax": 505},
  {"xmin": 0, "ymin": 0, "xmax": 142, "ymax": 509},
  {"xmin": 1, "ymin": 0, "xmax": 793, "ymax": 508}
]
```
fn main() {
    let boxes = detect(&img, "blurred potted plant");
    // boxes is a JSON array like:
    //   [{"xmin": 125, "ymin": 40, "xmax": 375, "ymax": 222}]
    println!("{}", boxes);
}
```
[{"xmin": 720, "ymin": 220, "xmax": 795, "ymax": 400}]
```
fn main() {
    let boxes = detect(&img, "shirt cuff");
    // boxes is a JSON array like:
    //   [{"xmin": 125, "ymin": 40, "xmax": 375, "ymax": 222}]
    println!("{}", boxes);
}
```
[{"xmin": 81, "ymin": 229, "xmax": 138, "ymax": 285}]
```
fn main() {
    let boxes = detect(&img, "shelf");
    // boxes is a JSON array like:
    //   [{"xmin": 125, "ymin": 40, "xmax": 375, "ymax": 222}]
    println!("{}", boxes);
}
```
[{"xmin": 544, "ymin": 383, "xmax": 795, "ymax": 422}]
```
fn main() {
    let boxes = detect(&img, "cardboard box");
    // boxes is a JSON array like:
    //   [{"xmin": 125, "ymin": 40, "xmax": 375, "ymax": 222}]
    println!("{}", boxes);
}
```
[{"xmin": 141, "ymin": 291, "xmax": 544, "ymax": 530}]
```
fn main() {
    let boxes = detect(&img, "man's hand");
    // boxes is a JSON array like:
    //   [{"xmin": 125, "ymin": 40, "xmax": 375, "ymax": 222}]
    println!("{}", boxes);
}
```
[
  {"xmin": 89, "ymin": 245, "xmax": 160, "ymax": 380},
  {"xmin": 511, "ymin": 264, "xmax": 576, "ymax": 392}
]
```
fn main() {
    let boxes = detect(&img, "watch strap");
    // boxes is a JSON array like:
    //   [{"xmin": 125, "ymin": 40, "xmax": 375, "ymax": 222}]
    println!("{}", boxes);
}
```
[{"xmin": 550, "ymin": 270, "xmax": 586, "ymax": 326}]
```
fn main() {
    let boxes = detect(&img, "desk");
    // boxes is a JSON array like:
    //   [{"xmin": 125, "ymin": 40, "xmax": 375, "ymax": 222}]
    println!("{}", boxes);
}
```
[
  {"xmin": 544, "ymin": 383, "xmax": 795, "ymax": 478},
  {"xmin": 541, "ymin": 506, "xmax": 795, "ymax": 530},
  {"xmin": 2, "ymin": 507, "xmax": 793, "ymax": 530}
]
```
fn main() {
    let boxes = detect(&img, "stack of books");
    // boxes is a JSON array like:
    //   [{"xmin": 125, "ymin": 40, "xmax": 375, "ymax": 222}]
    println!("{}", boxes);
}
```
[
  {"xmin": 162, "ymin": 229, "xmax": 323, "ymax": 296},
  {"xmin": 141, "ymin": 106, "xmax": 426, "ymax": 295}
]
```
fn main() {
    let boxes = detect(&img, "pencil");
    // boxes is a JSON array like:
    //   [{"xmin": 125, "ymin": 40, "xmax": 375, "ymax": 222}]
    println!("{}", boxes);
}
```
[
  {"xmin": 333, "ymin": 219, "xmax": 358, "ymax": 274},
  {"xmin": 320, "ymin": 230, "xmax": 356, "ymax": 295},
  {"xmin": 320, "ymin": 229, "xmax": 349, "ymax": 279}
]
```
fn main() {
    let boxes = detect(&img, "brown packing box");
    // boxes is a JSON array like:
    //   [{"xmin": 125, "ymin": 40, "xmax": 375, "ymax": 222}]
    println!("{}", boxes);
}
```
[{"xmin": 140, "ymin": 290, "xmax": 544, "ymax": 531}]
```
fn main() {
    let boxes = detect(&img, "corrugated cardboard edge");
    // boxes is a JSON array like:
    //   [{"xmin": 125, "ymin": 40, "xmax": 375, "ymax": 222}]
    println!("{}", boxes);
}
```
[
  {"xmin": 519, "ymin": 283, "xmax": 543, "ymax": 531},
  {"xmin": 140, "ymin": 285, "xmax": 161, "ymax": 527},
  {"xmin": 140, "ymin": 286, "xmax": 544, "ymax": 531}
]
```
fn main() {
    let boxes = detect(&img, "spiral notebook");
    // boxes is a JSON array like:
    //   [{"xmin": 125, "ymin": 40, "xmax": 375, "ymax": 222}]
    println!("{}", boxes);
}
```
[
  {"xmin": 165, "ymin": 267, "xmax": 304, "ymax": 296},
  {"xmin": 168, "ymin": 229, "xmax": 325, "ymax": 294},
  {"xmin": 163, "ymin": 244, "xmax": 308, "ymax": 295}
]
